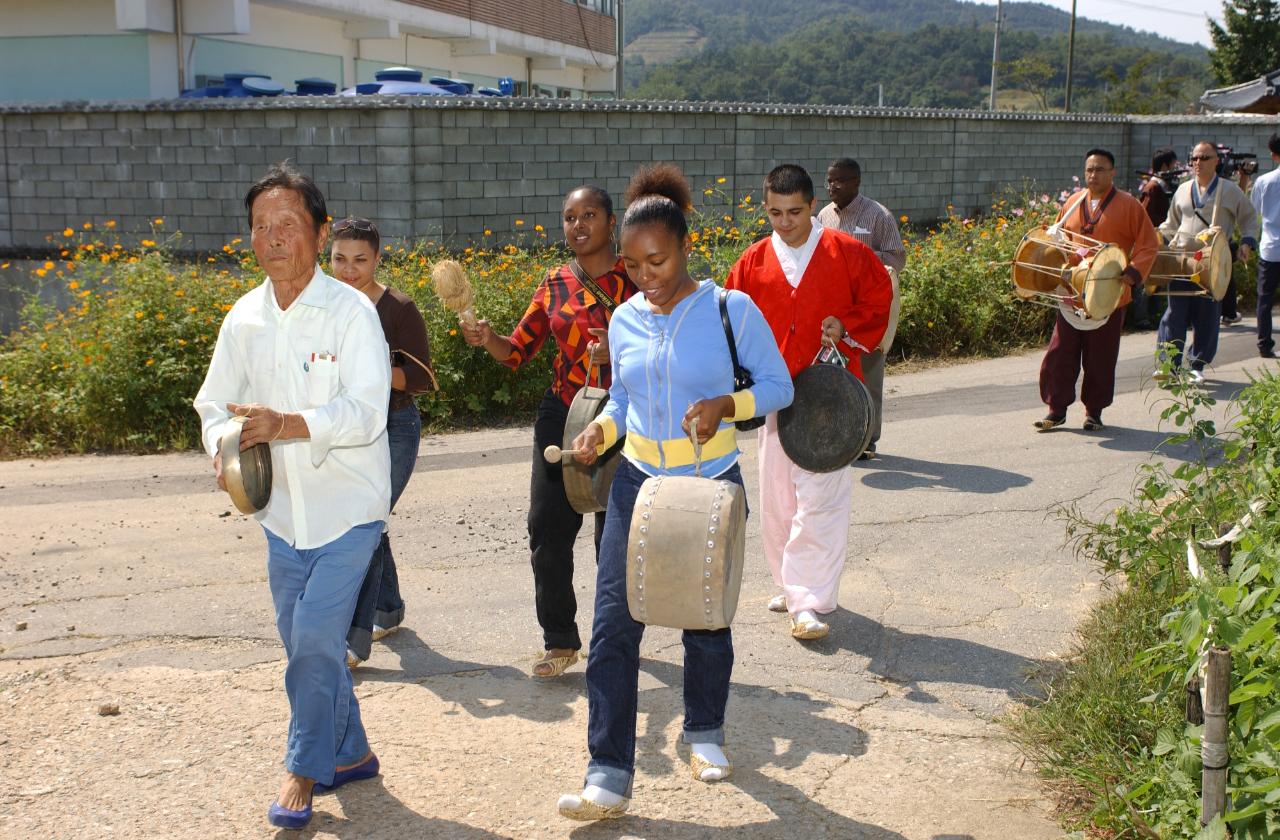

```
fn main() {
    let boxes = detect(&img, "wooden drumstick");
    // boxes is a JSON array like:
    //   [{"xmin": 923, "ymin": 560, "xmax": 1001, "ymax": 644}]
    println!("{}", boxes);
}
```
[{"xmin": 543, "ymin": 444, "xmax": 589, "ymax": 462}]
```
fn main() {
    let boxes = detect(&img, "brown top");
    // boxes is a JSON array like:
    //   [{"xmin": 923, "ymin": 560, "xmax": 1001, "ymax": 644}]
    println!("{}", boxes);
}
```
[
  {"xmin": 1139, "ymin": 177, "xmax": 1173, "ymax": 227},
  {"xmin": 376, "ymin": 285, "xmax": 434, "ymax": 412}
]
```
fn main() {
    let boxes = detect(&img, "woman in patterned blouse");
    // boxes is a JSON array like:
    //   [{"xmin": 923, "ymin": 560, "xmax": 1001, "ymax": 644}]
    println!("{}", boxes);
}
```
[{"xmin": 460, "ymin": 186, "xmax": 635, "ymax": 678}]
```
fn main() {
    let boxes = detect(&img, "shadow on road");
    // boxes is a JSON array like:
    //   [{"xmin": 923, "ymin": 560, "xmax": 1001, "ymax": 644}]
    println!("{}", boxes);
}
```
[
  {"xmin": 289, "ymin": 777, "xmax": 508, "ymax": 840},
  {"xmin": 856, "ymin": 453, "xmax": 1031, "ymax": 494},
  {"xmin": 800, "ymin": 609, "xmax": 1043, "ymax": 705},
  {"xmin": 567, "ymin": 766, "xmax": 915, "ymax": 839},
  {"xmin": 354, "ymin": 627, "xmax": 585, "ymax": 724},
  {"xmin": 633, "ymin": 657, "xmax": 870, "ymax": 780}
]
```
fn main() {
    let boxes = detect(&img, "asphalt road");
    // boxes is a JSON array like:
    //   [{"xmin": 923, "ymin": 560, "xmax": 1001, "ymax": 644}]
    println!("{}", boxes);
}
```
[{"xmin": 0, "ymin": 319, "xmax": 1270, "ymax": 839}]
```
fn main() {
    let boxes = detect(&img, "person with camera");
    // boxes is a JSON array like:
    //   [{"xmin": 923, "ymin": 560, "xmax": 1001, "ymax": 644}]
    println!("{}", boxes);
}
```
[
  {"xmin": 1156, "ymin": 141, "xmax": 1258, "ymax": 383},
  {"xmin": 1133, "ymin": 147, "xmax": 1182, "ymax": 329},
  {"xmin": 1250, "ymin": 133, "xmax": 1280, "ymax": 359}
]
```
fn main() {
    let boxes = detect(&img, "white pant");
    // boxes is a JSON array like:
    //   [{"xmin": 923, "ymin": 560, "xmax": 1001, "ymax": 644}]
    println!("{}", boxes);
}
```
[{"xmin": 757, "ymin": 413, "xmax": 856, "ymax": 615}]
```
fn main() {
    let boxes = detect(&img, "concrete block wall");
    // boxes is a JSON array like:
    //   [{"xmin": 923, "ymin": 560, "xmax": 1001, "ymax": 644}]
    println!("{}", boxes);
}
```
[{"xmin": 0, "ymin": 98, "xmax": 1275, "ymax": 253}]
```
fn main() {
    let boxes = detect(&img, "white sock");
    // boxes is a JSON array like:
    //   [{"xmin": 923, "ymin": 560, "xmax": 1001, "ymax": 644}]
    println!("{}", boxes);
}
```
[
  {"xmin": 580, "ymin": 785, "xmax": 624, "ymax": 807},
  {"xmin": 794, "ymin": 609, "xmax": 821, "ymax": 626},
  {"xmin": 691, "ymin": 743, "xmax": 729, "ymax": 780}
]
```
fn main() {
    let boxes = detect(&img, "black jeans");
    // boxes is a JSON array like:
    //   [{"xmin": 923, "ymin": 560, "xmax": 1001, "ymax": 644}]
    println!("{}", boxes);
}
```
[
  {"xmin": 1259, "ymin": 258, "xmax": 1280, "ymax": 353},
  {"xmin": 530, "ymin": 391, "xmax": 605, "ymax": 651}
]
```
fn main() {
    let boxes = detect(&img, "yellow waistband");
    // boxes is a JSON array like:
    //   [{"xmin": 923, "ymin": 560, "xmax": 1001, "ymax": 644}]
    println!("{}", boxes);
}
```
[{"xmin": 623, "ymin": 426, "xmax": 738, "ymax": 468}]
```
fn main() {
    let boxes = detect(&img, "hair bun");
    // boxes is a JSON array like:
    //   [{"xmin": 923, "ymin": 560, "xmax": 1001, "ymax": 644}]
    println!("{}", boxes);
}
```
[{"xmin": 625, "ymin": 163, "xmax": 692, "ymax": 212}]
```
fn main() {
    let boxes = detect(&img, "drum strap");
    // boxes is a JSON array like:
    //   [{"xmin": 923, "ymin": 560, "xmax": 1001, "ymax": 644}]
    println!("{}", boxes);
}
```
[
  {"xmin": 568, "ymin": 261, "xmax": 617, "ymax": 313},
  {"xmin": 1076, "ymin": 187, "xmax": 1116, "ymax": 236}
]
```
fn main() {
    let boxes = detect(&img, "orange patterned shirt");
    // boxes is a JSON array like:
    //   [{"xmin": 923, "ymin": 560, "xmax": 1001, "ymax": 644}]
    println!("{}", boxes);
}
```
[{"xmin": 503, "ymin": 259, "xmax": 635, "ymax": 405}]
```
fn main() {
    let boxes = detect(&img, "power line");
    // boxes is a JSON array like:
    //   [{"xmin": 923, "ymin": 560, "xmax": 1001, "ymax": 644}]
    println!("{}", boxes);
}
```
[{"xmin": 1085, "ymin": 0, "xmax": 1210, "ymax": 20}]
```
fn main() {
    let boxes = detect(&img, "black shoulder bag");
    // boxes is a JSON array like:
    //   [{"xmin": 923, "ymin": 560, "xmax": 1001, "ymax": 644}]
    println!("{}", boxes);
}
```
[{"xmin": 718, "ymin": 289, "xmax": 765, "ymax": 431}]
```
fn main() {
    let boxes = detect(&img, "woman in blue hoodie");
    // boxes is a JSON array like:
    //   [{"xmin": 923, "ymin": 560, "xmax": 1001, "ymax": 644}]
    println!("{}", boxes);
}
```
[{"xmin": 557, "ymin": 164, "xmax": 793, "ymax": 821}]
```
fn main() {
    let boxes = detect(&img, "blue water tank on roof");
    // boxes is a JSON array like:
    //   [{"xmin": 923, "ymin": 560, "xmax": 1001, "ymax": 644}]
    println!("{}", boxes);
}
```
[
  {"xmin": 242, "ymin": 77, "xmax": 285, "ymax": 96},
  {"xmin": 375, "ymin": 80, "xmax": 455, "ymax": 96},
  {"xmin": 428, "ymin": 76, "xmax": 473, "ymax": 95},
  {"xmin": 295, "ymin": 78, "xmax": 337, "ymax": 95},
  {"xmin": 375, "ymin": 67, "xmax": 423, "ymax": 82}
]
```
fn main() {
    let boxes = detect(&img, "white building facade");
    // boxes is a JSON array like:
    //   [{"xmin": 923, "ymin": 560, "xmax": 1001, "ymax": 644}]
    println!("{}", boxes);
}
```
[{"xmin": 0, "ymin": 0, "xmax": 619, "ymax": 101}]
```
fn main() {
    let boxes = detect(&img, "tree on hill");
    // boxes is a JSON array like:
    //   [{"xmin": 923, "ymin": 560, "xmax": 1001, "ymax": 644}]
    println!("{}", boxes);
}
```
[
  {"xmin": 628, "ymin": 14, "xmax": 1207, "ymax": 113},
  {"xmin": 1002, "ymin": 57, "xmax": 1056, "ymax": 111},
  {"xmin": 1208, "ymin": 0, "xmax": 1280, "ymax": 84}
]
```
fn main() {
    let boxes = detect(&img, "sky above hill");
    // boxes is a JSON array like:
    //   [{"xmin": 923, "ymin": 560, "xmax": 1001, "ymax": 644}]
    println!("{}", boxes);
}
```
[{"xmin": 975, "ymin": 0, "xmax": 1222, "ymax": 47}]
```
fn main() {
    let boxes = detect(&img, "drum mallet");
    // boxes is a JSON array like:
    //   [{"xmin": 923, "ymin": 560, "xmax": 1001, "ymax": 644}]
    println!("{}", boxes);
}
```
[{"xmin": 543, "ymin": 444, "xmax": 590, "ymax": 463}]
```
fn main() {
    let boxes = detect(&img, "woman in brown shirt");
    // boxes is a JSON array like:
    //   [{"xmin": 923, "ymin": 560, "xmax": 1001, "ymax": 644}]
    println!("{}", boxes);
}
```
[{"xmin": 330, "ymin": 217, "xmax": 435, "ymax": 666}]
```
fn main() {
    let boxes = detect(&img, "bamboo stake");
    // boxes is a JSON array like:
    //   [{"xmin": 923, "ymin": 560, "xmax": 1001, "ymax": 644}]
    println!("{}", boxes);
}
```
[
  {"xmin": 1201, "ymin": 646, "xmax": 1231, "ymax": 827},
  {"xmin": 1216, "ymin": 522, "xmax": 1233, "ymax": 573}
]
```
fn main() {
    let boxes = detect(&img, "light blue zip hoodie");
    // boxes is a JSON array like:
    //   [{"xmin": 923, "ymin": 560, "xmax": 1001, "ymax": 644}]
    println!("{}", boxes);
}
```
[{"xmin": 595, "ymin": 280, "xmax": 794, "ymax": 477}]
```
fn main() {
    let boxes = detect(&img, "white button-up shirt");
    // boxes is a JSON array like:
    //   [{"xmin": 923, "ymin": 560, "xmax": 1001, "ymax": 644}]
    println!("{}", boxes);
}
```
[{"xmin": 194, "ymin": 266, "xmax": 391, "ymax": 549}]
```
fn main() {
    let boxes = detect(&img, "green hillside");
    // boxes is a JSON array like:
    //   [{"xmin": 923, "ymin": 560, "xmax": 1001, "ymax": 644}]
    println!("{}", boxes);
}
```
[
  {"xmin": 625, "ymin": 0, "xmax": 1207, "ymax": 58},
  {"xmin": 623, "ymin": 0, "xmax": 1209, "ymax": 112}
]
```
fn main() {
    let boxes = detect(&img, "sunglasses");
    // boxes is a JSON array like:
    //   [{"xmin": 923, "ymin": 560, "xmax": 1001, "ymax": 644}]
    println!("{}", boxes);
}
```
[
  {"xmin": 1188, "ymin": 155, "xmax": 1218, "ymax": 162},
  {"xmin": 333, "ymin": 218, "xmax": 378, "ymax": 233}
]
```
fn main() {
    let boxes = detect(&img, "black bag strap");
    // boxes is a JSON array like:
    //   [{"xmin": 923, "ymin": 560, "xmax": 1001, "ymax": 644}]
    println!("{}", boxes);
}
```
[
  {"xmin": 718, "ymin": 288, "xmax": 748, "ymax": 388},
  {"xmin": 568, "ymin": 260, "xmax": 617, "ymax": 313}
]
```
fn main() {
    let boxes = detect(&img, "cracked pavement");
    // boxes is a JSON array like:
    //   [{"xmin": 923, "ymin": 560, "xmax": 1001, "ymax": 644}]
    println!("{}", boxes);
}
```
[{"xmin": 0, "ymin": 322, "xmax": 1270, "ymax": 839}]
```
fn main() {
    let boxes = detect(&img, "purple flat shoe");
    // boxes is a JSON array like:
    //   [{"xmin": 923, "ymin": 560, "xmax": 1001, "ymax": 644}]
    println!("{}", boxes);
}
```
[
  {"xmin": 313, "ymin": 753, "xmax": 380, "ymax": 795},
  {"xmin": 267, "ymin": 797, "xmax": 313, "ymax": 830}
]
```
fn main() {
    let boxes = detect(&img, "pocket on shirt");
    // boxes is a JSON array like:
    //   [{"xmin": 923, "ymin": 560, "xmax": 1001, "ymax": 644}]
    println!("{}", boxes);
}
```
[{"xmin": 306, "ymin": 356, "xmax": 339, "ymax": 406}]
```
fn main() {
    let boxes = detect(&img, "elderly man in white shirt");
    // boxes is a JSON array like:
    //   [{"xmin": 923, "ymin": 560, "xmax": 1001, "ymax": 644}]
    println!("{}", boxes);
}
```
[{"xmin": 193, "ymin": 163, "xmax": 391, "ymax": 831}]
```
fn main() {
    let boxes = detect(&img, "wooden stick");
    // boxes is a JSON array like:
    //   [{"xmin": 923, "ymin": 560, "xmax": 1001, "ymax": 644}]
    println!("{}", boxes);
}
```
[
  {"xmin": 543, "ymin": 444, "xmax": 588, "ymax": 463},
  {"xmin": 1210, "ymin": 175, "xmax": 1223, "ymax": 228},
  {"xmin": 1201, "ymin": 646, "xmax": 1231, "ymax": 827}
]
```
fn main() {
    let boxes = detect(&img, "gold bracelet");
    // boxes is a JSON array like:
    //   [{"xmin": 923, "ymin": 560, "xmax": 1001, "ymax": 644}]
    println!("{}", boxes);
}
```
[{"xmin": 271, "ymin": 414, "xmax": 286, "ymax": 442}]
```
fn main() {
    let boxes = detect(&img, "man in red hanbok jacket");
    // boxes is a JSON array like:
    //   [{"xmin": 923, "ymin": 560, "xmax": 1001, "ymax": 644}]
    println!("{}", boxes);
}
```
[{"xmin": 726, "ymin": 164, "xmax": 892, "ymax": 641}]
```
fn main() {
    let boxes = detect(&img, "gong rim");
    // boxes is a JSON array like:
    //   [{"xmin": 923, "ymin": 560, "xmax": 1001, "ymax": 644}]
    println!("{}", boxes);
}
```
[
  {"xmin": 778, "ymin": 364, "xmax": 872, "ymax": 473},
  {"xmin": 563, "ymin": 384, "xmax": 620, "ymax": 514},
  {"xmin": 219, "ymin": 416, "xmax": 273, "ymax": 514}
]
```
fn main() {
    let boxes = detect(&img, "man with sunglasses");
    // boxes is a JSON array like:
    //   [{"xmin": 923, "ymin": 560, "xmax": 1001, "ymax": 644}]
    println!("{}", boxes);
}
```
[{"xmin": 1156, "ymin": 141, "xmax": 1258, "ymax": 383}]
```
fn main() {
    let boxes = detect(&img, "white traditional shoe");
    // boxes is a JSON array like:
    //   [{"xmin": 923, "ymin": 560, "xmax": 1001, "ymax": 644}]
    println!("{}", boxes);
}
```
[
  {"xmin": 690, "ymin": 749, "xmax": 733, "ymax": 782},
  {"xmin": 790, "ymin": 610, "xmax": 830, "ymax": 640},
  {"xmin": 1189, "ymin": 369, "xmax": 1206, "ymax": 384},
  {"xmin": 767, "ymin": 594, "xmax": 788, "ymax": 613},
  {"xmin": 557, "ymin": 790, "xmax": 629, "ymax": 821}
]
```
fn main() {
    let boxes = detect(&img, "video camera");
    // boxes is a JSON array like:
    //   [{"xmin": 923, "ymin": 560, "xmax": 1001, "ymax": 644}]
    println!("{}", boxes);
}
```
[
  {"xmin": 1215, "ymin": 143, "xmax": 1258, "ymax": 179},
  {"xmin": 1135, "ymin": 165, "xmax": 1189, "ymax": 190}
]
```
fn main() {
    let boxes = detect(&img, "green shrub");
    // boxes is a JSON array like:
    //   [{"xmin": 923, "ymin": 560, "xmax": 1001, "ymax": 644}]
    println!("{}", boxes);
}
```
[
  {"xmin": 0, "ymin": 185, "xmax": 1069, "ymax": 456},
  {"xmin": 1017, "ymin": 362, "xmax": 1280, "ymax": 839}
]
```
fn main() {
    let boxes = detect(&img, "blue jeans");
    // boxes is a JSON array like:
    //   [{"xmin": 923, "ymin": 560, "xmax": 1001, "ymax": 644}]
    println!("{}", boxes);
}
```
[
  {"xmin": 1258, "ymin": 258, "xmax": 1280, "ymax": 353},
  {"xmin": 1157, "ymin": 281, "xmax": 1221, "ymax": 370},
  {"xmin": 347, "ymin": 405, "xmax": 420, "ymax": 660},
  {"xmin": 584, "ymin": 457, "xmax": 741, "ymax": 798},
  {"xmin": 265, "ymin": 521, "xmax": 384, "ymax": 784}
]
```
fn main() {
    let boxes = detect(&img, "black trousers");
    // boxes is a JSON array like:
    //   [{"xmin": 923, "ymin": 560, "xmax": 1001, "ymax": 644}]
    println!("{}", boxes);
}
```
[{"xmin": 529, "ymin": 390, "xmax": 605, "ymax": 651}]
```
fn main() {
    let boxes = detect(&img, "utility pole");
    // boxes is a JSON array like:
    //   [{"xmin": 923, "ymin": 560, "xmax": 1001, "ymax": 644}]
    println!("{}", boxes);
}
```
[
  {"xmin": 615, "ymin": 0, "xmax": 625, "ymax": 99},
  {"xmin": 1065, "ymin": 0, "xmax": 1077, "ymax": 112},
  {"xmin": 989, "ymin": 0, "xmax": 1002, "ymax": 111}
]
